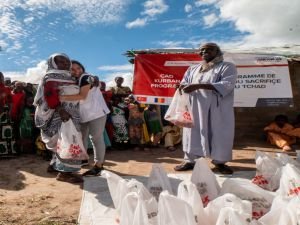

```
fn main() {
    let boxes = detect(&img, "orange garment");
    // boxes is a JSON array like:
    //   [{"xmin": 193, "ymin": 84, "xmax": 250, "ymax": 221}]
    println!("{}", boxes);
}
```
[
  {"xmin": 286, "ymin": 127, "xmax": 300, "ymax": 138},
  {"xmin": 264, "ymin": 122, "xmax": 296, "ymax": 148}
]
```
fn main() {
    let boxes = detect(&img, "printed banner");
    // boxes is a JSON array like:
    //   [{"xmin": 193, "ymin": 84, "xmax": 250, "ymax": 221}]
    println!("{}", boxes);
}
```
[{"xmin": 132, "ymin": 53, "xmax": 293, "ymax": 107}]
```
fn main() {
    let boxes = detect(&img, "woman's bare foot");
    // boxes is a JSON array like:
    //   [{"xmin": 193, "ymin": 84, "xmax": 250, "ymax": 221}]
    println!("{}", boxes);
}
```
[{"xmin": 282, "ymin": 145, "xmax": 292, "ymax": 152}]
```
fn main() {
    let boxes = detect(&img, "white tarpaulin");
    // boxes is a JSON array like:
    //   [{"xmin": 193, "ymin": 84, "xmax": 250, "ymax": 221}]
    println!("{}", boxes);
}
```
[{"xmin": 78, "ymin": 171, "xmax": 255, "ymax": 225}]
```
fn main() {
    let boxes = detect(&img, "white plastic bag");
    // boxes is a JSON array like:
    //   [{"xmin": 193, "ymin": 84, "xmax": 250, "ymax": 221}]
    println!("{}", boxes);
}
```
[
  {"xmin": 119, "ymin": 192, "xmax": 139, "ymax": 225},
  {"xmin": 114, "ymin": 179, "xmax": 134, "ymax": 213},
  {"xmin": 216, "ymin": 207, "xmax": 253, "ymax": 225},
  {"xmin": 259, "ymin": 195, "xmax": 291, "ymax": 225},
  {"xmin": 158, "ymin": 191, "xmax": 197, "ymax": 225},
  {"xmin": 177, "ymin": 181, "xmax": 206, "ymax": 225},
  {"xmin": 128, "ymin": 180, "xmax": 158, "ymax": 225},
  {"xmin": 191, "ymin": 158, "xmax": 220, "ymax": 206},
  {"xmin": 133, "ymin": 196, "xmax": 158, "ymax": 225},
  {"xmin": 147, "ymin": 164, "xmax": 173, "ymax": 200},
  {"xmin": 132, "ymin": 196, "xmax": 151, "ymax": 225},
  {"xmin": 164, "ymin": 89, "xmax": 194, "ymax": 128},
  {"xmin": 205, "ymin": 193, "xmax": 252, "ymax": 225},
  {"xmin": 276, "ymin": 197, "xmax": 300, "ymax": 225},
  {"xmin": 275, "ymin": 153, "xmax": 300, "ymax": 168},
  {"xmin": 252, "ymin": 151, "xmax": 282, "ymax": 191},
  {"xmin": 119, "ymin": 189, "xmax": 158, "ymax": 225},
  {"xmin": 103, "ymin": 170, "xmax": 157, "ymax": 224},
  {"xmin": 56, "ymin": 120, "xmax": 88, "ymax": 160},
  {"xmin": 221, "ymin": 178, "xmax": 275, "ymax": 219},
  {"xmin": 277, "ymin": 163, "xmax": 300, "ymax": 197},
  {"xmin": 102, "ymin": 171, "xmax": 124, "ymax": 209}
]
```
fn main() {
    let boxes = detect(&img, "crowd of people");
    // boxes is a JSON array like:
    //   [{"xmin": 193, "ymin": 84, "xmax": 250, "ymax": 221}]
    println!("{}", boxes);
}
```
[
  {"xmin": 0, "ymin": 53, "xmax": 182, "ymax": 183},
  {"xmin": 0, "ymin": 72, "xmax": 38, "ymax": 156},
  {"xmin": 1, "ymin": 43, "xmax": 298, "ymax": 183}
]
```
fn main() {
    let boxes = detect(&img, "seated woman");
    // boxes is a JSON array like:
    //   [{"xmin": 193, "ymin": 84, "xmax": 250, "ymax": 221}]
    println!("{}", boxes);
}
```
[
  {"xmin": 34, "ymin": 53, "xmax": 84, "ymax": 183},
  {"xmin": 264, "ymin": 114, "xmax": 296, "ymax": 151},
  {"xmin": 162, "ymin": 122, "xmax": 182, "ymax": 151}
]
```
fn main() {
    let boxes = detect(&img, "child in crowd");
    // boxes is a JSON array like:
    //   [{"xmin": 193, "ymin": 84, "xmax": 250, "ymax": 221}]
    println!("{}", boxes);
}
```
[
  {"xmin": 264, "ymin": 114, "xmax": 296, "ymax": 151},
  {"xmin": 10, "ymin": 82, "xmax": 25, "ymax": 150},
  {"xmin": 19, "ymin": 96, "xmax": 36, "ymax": 153},
  {"xmin": 110, "ymin": 96, "xmax": 129, "ymax": 149},
  {"xmin": 144, "ymin": 104, "xmax": 162, "ymax": 147},
  {"xmin": 125, "ymin": 95, "xmax": 146, "ymax": 151}
]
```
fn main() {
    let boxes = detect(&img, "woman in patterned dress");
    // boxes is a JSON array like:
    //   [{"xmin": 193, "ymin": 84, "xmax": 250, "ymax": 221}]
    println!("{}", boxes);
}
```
[
  {"xmin": 34, "ymin": 53, "xmax": 84, "ymax": 183},
  {"xmin": 110, "ymin": 96, "xmax": 129, "ymax": 148}
]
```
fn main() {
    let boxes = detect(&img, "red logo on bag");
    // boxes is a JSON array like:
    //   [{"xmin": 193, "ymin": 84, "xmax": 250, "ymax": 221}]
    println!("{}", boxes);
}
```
[
  {"xmin": 69, "ymin": 144, "xmax": 82, "ymax": 156},
  {"xmin": 252, "ymin": 175, "xmax": 269, "ymax": 187},
  {"xmin": 252, "ymin": 211, "xmax": 264, "ymax": 219},
  {"xmin": 183, "ymin": 111, "xmax": 192, "ymax": 121},
  {"xmin": 201, "ymin": 195, "xmax": 210, "ymax": 206},
  {"xmin": 288, "ymin": 186, "xmax": 300, "ymax": 196}
]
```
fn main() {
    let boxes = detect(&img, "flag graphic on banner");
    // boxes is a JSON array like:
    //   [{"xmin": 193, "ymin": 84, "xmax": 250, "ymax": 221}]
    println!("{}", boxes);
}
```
[{"xmin": 154, "ymin": 98, "xmax": 165, "ymax": 103}]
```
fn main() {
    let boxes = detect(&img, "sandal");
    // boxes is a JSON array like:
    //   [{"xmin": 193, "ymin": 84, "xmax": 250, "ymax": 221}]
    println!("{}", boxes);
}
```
[
  {"xmin": 213, "ymin": 164, "xmax": 233, "ymax": 175},
  {"xmin": 82, "ymin": 165, "xmax": 103, "ymax": 176},
  {"xmin": 174, "ymin": 162, "xmax": 195, "ymax": 171}
]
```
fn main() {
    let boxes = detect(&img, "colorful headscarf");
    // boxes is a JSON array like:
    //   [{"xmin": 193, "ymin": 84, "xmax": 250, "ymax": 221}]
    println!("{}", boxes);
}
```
[
  {"xmin": 34, "ymin": 53, "xmax": 72, "ymax": 106},
  {"xmin": 47, "ymin": 53, "xmax": 71, "ymax": 71}
]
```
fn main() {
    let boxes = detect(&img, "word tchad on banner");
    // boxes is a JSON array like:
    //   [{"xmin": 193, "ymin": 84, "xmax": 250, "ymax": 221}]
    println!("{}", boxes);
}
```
[{"xmin": 132, "ymin": 53, "xmax": 293, "ymax": 107}]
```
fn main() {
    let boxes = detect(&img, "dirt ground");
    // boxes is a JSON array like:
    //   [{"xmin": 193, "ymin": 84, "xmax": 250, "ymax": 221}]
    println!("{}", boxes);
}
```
[{"xmin": 0, "ymin": 140, "xmax": 297, "ymax": 225}]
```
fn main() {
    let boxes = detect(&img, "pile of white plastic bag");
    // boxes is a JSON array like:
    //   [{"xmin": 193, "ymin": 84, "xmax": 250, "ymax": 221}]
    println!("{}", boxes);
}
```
[{"xmin": 102, "ymin": 153, "xmax": 300, "ymax": 225}]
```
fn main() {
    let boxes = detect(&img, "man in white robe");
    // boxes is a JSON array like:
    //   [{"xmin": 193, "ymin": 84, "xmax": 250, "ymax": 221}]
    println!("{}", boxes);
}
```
[{"xmin": 174, "ymin": 43, "xmax": 237, "ymax": 174}]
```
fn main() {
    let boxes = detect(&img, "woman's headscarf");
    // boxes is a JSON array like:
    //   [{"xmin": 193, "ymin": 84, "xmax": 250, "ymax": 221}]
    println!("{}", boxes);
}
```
[
  {"xmin": 34, "ymin": 53, "xmax": 72, "ymax": 106},
  {"xmin": 47, "ymin": 53, "xmax": 72, "ymax": 72}
]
